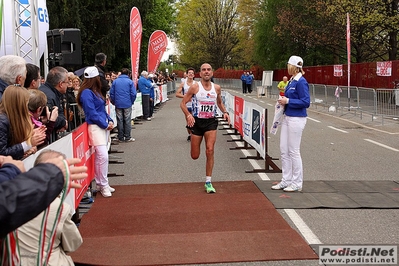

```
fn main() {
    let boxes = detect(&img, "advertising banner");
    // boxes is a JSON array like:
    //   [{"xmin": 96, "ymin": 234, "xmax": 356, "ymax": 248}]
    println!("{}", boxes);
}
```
[
  {"xmin": 376, "ymin": 61, "xmax": 392, "ymax": 76},
  {"xmin": 147, "ymin": 30, "xmax": 168, "ymax": 73},
  {"xmin": 333, "ymin": 65, "xmax": 343, "ymax": 77},
  {"xmin": 130, "ymin": 7, "xmax": 142, "ymax": 86},
  {"xmin": 72, "ymin": 123, "xmax": 95, "ymax": 207},
  {"xmin": 0, "ymin": 0, "xmax": 49, "ymax": 63},
  {"xmin": 234, "ymin": 96, "xmax": 244, "ymax": 136}
]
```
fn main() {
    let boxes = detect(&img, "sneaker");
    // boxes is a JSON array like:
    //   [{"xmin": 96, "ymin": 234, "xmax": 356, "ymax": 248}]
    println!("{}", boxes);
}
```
[
  {"xmin": 187, "ymin": 135, "xmax": 191, "ymax": 141},
  {"xmin": 100, "ymin": 186, "xmax": 112, "ymax": 197},
  {"xmin": 146, "ymin": 117, "xmax": 152, "ymax": 121},
  {"xmin": 125, "ymin": 138, "xmax": 135, "ymax": 142},
  {"xmin": 283, "ymin": 185, "xmax": 302, "ymax": 192},
  {"xmin": 271, "ymin": 182, "xmax": 287, "ymax": 190},
  {"xmin": 108, "ymin": 186, "xmax": 115, "ymax": 193},
  {"xmin": 205, "ymin": 182, "xmax": 216, "ymax": 193}
]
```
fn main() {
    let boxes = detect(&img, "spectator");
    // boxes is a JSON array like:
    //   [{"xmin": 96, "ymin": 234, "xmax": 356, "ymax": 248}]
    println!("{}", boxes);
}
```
[
  {"xmin": 39, "ymin": 66, "xmax": 69, "ymax": 141},
  {"xmin": 111, "ymin": 71, "xmax": 118, "ymax": 83},
  {"xmin": 0, "ymin": 155, "xmax": 87, "ymax": 237},
  {"xmin": 0, "ymin": 155, "xmax": 87, "ymax": 265},
  {"xmin": 105, "ymin": 72, "xmax": 112, "ymax": 87},
  {"xmin": 245, "ymin": 71, "xmax": 254, "ymax": 93},
  {"xmin": 138, "ymin": 71, "xmax": 154, "ymax": 121},
  {"xmin": 72, "ymin": 76, "xmax": 82, "ymax": 97},
  {"xmin": 277, "ymin": 76, "xmax": 289, "ymax": 96},
  {"xmin": 0, "ymin": 55, "xmax": 27, "ymax": 100},
  {"xmin": 18, "ymin": 150, "xmax": 83, "ymax": 266},
  {"xmin": 24, "ymin": 63, "xmax": 41, "ymax": 90},
  {"xmin": 76, "ymin": 66, "xmax": 115, "ymax": 197},
  {"xmin": 94, "ymin": 53, "xmax": 110, "ymax": 98},
  {"xmin": 0, "ymin": 85, "xmax": 46, "ymax": 159},
  {"xmin": 240, "ymin": 71, "xmax": 247, "ymax": 94},
  {"xmin": 148, "ymin": 73, "xmax": 156, "ymax": 119},
  {"xmin": 71, "ymin": 76, "xmax": 84, "ymax": 124},
  {"xmin": 28, "ymin": 89, "xmax": 58, "ymax": 148},
  {"xmin": 110, "ymin": 68, "xmax": 137, "ymax": 142},
  {"xmin": 181, "ymin": 71, "xmax": 187, "ymax": 84}
]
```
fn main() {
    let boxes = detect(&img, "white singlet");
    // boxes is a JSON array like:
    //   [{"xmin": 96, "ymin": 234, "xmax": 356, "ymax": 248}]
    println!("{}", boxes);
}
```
[{"xmin": 192, "ymin": 81, "xmax": 217, "ymax": 118}]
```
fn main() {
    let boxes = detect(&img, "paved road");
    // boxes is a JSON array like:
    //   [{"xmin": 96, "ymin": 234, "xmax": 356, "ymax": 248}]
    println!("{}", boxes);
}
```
[{"xmin": 107, "ymin": 89, "xmax": 399, "ymax": 266}]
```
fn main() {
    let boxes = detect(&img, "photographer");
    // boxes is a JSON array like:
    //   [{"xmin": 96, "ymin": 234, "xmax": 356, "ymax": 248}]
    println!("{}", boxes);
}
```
[{"xmin": 39, "ymin": 67, "xmax": 69, "ymax": 142}]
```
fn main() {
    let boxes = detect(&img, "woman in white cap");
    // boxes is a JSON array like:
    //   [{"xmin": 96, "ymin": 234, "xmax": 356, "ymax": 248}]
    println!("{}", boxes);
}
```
[
  {"xmin": 271, "ymin": 55, "xmax": 310, "ymax": 192},
  {"xmin": 76, "ymin": 66, "xmax": 115, "ymax": 197}
]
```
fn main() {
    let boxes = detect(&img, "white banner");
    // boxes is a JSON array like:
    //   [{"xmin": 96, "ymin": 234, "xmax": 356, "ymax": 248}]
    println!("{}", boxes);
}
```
[
  {"xmin": 376, "ymin": 61, "xmax": 392, "ymax": 76},
  {"xmin": 333, "ymin": 65, "xmax": 343, "ymax": 77},
  {"xmin": 0, "ymin": 0, "xmax": 49, "ymax": 62}
]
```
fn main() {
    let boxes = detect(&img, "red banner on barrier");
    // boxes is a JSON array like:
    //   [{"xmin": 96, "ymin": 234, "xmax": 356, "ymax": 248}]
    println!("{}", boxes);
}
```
[
  {"xmin": 147, "ymin": 30, "xmax": 168, "ymax": 73},
  {"xmin": 72, "ymin": 123, "xmax": 95, "ymax": 207},
  {"xmin": 234, "ymin": 96, "xmax": 244, "ymax": 136},
  {"xmin": 130, "ymin": 7, "xmax": 142, "ymax": 86}
]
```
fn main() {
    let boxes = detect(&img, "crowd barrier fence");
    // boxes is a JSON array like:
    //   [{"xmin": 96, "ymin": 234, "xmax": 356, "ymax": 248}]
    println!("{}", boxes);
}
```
[{"xmin": 214, "ymin": 78, "xmax": 399, "ymax": 125}]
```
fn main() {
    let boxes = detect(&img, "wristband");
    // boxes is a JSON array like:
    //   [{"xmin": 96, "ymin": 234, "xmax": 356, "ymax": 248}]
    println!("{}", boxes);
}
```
[
  {"xmin": 187, "ymin": 114, "xmax": 192, "ymax": 118},
  {"xmin": 223, "ymin": 112, "xmax": 229, "ymax": 115}
]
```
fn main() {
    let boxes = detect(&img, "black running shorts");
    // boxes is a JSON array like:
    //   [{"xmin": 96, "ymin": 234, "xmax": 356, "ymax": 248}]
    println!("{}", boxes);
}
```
[{"xmin": 187, "ymin": 117, "xmax": 218, "ymax": 136}]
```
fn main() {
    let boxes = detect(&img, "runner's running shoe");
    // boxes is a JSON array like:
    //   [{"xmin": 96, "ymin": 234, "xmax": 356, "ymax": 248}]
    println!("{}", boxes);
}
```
[{"xmin": 205, "ymin": 182, "xmax": 216, "ymax": 193}]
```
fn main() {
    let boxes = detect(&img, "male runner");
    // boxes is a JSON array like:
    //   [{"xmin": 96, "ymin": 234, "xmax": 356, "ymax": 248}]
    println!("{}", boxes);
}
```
[{"xmin": 180, "ymin": 63, "xmax": 230, "ymax": 193}]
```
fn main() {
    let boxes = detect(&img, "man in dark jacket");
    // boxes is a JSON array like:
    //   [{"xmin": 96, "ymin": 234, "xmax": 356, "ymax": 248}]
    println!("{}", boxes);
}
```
[
  {"xmin": 94, "ymin": 53, "xmax": 110, "ymax": 98},
  {"xmin": 110, "ymin": 68, "xmax": 137, "ymax": 142},
  {"xmin": 0, "ymin": 155, "xmax": 88, "ymax": 238},
  {"xmin": 39, "ymin": 66, "xmax": 69, "ymax": 142}
]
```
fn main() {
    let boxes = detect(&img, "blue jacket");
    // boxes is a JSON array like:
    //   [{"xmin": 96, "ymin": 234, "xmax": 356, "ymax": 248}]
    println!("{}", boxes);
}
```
[
  {"xmin": 79, "ymin": 89, "xmax": 113, "ymax": 129},
  {"xmin": 138, "ymin": 76, "xmax": 153, "ymax": 96},
  {"xmin": 245, "ymin": 75, "xmax": 253, "ymax": 84},
  {"xmin": 110, "ymin": 75, "xmax": 137, "ymax": 108},
  {"xmin": 284, "ymin": 74, "xmax": 310, "ymax": 117},
  {"xmin": 0, "ymin": 163, "xmax": 64, "ymax": 238},
  {"xmin": 240, "ymin": 74, "xmax": 246, "ymax": 82}
]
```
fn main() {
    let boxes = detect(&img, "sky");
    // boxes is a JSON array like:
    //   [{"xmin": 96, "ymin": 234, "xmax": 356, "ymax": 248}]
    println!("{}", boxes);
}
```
[{"xmin": 161, "ymin": 37, "xmax": 176, "ymax": 61}]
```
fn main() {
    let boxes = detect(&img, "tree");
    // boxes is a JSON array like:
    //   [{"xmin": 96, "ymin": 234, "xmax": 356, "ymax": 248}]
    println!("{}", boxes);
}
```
[
  {"xmin": 254, "ymin": 0, "xmax": 399, "ymax": 69},
  {"xmin": 176, "ymin": 0, "xmax": 240, "ymax": 69},
  {"xmin": 46, "ymin": 0, "xmax": 176, "ymax": 71}
]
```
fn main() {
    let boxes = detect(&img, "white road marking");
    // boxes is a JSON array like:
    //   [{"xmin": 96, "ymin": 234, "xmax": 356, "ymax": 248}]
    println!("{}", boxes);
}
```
[
  {"xmin": 364, "ymin": 139, "xmax": 399, "ymax": 152},
  {"xmin": 328, "ymin": 126, "xmax": 348, "ymax": 133},
  {"xmin": 284, "ymin": 209, "xmax": 322, "ymax": 245},
  {"xmin": 307, "ymin": 117, "xmax": 321, "ymax": 123}
]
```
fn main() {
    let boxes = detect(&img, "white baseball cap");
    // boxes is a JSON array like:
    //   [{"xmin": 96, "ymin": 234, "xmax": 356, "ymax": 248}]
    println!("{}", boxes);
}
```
[
  {"xmin": 287, "ymin": 56, "xmax": 304, "ymax": 68},
  {"xmin": 84, "ymin": 66, "xmax": 99, "ymax": 78}
]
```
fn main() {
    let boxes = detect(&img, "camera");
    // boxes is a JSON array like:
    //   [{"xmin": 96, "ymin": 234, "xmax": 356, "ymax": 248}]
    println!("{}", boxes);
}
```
[{"xmin": 40, "ymin": 104, "xmax": 54, "ymax": 117}]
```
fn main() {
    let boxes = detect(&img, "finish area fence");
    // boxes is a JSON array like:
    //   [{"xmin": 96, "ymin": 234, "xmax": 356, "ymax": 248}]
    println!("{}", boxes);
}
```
[{"xmin": 214, "ymin": 78, "xmax": 399, "ymax": 125}]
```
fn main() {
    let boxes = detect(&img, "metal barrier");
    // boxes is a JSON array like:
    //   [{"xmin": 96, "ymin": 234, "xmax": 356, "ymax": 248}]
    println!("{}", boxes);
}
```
[{"xmin": 214, "ymin": 78, "xmax": 399, "ymax": 125}]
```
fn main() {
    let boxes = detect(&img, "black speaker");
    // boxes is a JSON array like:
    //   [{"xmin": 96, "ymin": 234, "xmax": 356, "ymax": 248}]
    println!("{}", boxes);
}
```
[{"xmin": 47, "ymin": 28, "xmax": 82, "ymax": 67}]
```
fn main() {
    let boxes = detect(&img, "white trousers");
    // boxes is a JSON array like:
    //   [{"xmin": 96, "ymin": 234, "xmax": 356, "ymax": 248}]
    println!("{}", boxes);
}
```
[
  {"xmin": 94, "ymin": 145, "xmax": 109, "ymax": 187},
  {"xmin": 279, "ymin": 115, "xmax": 307, "ymax": 188}
]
